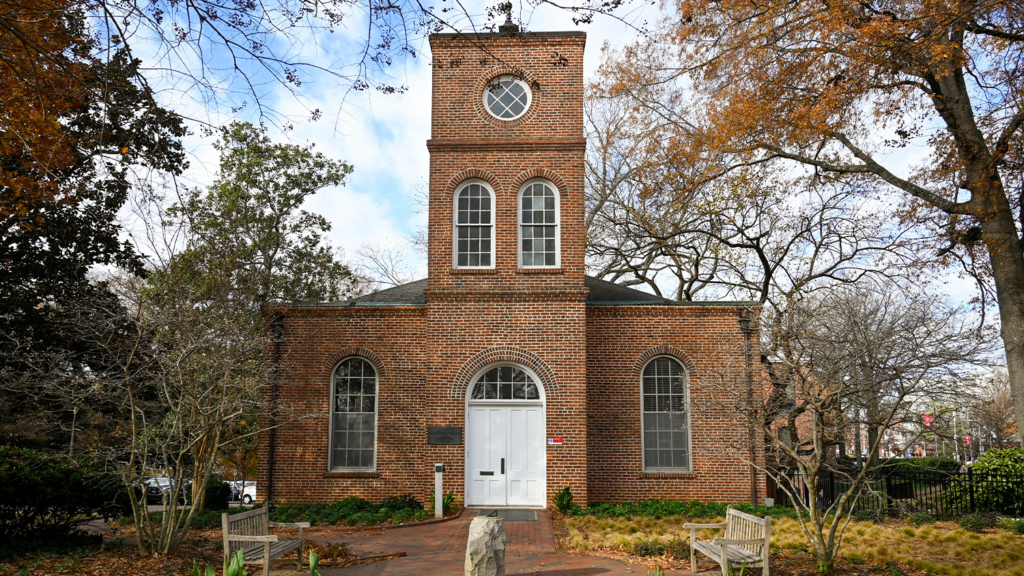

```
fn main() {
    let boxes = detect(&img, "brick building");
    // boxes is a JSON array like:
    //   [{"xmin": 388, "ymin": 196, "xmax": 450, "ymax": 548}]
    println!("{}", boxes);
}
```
[{"xmin": 259, "ymin": 28, "xmax": 764, "ymax": 509}]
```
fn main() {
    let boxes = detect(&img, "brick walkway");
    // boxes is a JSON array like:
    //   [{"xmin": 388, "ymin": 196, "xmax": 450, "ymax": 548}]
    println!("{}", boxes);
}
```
[{"xmin": 312, "ymin": 509, "xmax": 694, "ymax": 576}]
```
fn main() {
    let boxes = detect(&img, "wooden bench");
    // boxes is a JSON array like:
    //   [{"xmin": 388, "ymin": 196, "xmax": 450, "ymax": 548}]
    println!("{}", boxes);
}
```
[
  {"xmin": 683, "ymin": 506, "xmax": 771, "ymax": 576},
  {"xmin": 221, "ymin": 507, "xmax": 309, "ymax": 576}
]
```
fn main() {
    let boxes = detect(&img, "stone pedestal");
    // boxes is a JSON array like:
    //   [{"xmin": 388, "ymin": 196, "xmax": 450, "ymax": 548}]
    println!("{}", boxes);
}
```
[{"xmin": 464, "ymin": 516, "xmax": 506, "ymax": 576}]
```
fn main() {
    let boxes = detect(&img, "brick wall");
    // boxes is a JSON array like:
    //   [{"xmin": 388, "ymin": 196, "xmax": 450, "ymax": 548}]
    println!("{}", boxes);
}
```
[{"xmin": 585, "ymin": 305, "xmax": 768, "ymax": 504}]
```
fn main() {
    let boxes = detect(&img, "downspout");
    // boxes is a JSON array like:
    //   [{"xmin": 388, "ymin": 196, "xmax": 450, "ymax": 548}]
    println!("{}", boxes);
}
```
[
  {"xmin": 740, "ymin": 311, "xmax": 758, "ymax": 506},
  {"xmin": 267, "ymin": 316, "xmax": 285, "ymax": 506}
]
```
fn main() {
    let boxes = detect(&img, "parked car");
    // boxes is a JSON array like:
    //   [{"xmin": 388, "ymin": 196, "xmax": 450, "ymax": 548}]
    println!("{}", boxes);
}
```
[
  {"xmin": 226, "ymin": 480, "xmax": 255, "ymax": 502},
  {"xmin": 240, "ymin": 482, "xmax": 256, "ymax": 505},
  {"xmin": 144, "ymin": 477, "xmax": 192, "ymax": 505}
]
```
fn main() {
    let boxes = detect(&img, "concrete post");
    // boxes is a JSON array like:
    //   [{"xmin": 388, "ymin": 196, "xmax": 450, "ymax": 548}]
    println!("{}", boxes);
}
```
[{"xmin": 435, "ymin": 463, "xmax": 445, "ymax": 518}]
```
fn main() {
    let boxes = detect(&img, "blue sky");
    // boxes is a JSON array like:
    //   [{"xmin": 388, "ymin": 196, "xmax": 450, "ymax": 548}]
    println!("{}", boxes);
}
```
[{"xmin": 126, "ymin": 1, "xmax": 657, "ymax": 279}]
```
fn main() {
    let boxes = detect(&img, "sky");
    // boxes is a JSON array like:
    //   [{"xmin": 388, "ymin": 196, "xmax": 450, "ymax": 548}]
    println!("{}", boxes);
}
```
[{"xmin": 126, "ymin": 0, "xmax": 659, "ymax": 280}]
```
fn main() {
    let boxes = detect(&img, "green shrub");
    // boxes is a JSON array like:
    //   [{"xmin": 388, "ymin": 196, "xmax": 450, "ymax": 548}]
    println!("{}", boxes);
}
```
[
  {"xmin": 995, "ymin": 516, "xmax": 1024, "ymax": 534},
  {"xmin": 414, "ymin": 509, "xmax": 431, "ymax": 521},
  {"xmin": 347, "ymin": 511, "xmax": 376, "ymax": 525},
  {"xmin": 391, "ymin": 509, "xmax": 413, "ymax": 524},
  {"xmin": 379, "ymin": 494, "xmax": 422, "ymax": 511},
  {"xmin": 0, "ymin": 446, "xmax": 129, "ymax": 540},
  {"xmin": 666, "ymin": 538, "xmax": 688, "ymax": 558},
  {"xmin": 882, "ymin": 457, "xmax": 960, "ymax": 475},
  {"xmin": 944, "ymin": 449, "xmax": 1024, "ymax": 513},
  {"xmin": 854, "ymin": 508, "xmax": 881, "ymax": 523},
  {"xmin": 573, "ymin": 499, "xmax": 797, "ymax": 520},
  {"xmin": 204, "ymin": 477, "xmax": 232, "ymax": 511},
  {"xmin": 958, "ymin": 513, "xmax": 991, "ymax": 532},
  {"xmin": 907, "ymin": 512, "xmax": 935, "ymax": 526},
  {"xmin": 552, "ymin": 485, "xmax": 574, "ymax": 514},
  {"xmin": 630, "ymin": 538, "xmax": 667, "ymax": 557}
]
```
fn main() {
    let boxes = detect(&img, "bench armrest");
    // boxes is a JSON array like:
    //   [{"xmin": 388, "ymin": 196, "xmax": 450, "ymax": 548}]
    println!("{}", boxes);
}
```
[
  {"xmin": 683, "ymin": 523, "xmax": 727, "ymax": 529},
  {"xmin": 712, "ymin": 538, "xmax": 764, "ymax": 546},
  {"xmin": 269, "ymin": 522, "xmax": 311, "ymax": 528},
  {"xmin": 227, "ymin": 535, "xmax": 278, "ymax": 542}
]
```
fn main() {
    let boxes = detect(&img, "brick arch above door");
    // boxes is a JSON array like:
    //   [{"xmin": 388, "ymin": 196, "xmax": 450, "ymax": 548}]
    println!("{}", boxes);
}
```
[{"xmin": 451, "ymin": 346, "xmax": 559, "ymax": 399}]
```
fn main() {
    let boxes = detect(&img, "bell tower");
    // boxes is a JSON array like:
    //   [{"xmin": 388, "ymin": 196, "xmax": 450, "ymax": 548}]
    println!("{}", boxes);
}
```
[
  {"xmin": 423, "ymin": 28, "xmax": 591, "ymax": 507},
  {"xmin": 425, "ymin": 29, "xmax": 587, "ymax": 295}
]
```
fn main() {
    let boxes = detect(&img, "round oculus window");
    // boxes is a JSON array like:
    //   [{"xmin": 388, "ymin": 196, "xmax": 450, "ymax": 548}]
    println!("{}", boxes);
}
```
[{"xmin": 483, "ymin": 75, "xmax": 532, "ymax": 120}]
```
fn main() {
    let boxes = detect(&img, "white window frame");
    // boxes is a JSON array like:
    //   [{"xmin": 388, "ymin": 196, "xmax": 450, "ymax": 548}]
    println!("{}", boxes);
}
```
[
  {"xmin": 453, "ymin": 180, "xmax": 497, "ymax": 270},
  {"xmin": 640, "ymin": 355, "xmax": 693, "ymax": 473},
  {"xmin": 328, "ymin": 357, "xmax": 379, "ymax": 472},
  {"xmin": 482, "ymin": 75, "xmax": 533, "ymax": 121},
  {"xmin": 517, "ymin": 179, "xmax": 561, "ymax": 269}
]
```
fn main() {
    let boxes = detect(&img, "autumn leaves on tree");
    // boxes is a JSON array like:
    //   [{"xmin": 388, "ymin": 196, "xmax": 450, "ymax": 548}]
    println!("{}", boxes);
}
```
[{"xmin": 595, "ymin": 0, "xmax": 1024, "ymax": 453}]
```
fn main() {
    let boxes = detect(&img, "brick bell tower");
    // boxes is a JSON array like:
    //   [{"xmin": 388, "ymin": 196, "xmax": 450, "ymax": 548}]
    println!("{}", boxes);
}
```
[{"xmin": 424, "ymin": 27, "xmax": 590, "ymax": 507}]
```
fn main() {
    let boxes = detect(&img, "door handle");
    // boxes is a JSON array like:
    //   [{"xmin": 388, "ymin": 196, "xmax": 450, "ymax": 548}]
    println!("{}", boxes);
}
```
[{"xmin": 501, "ymin": 458, "xmax": 505, "ymax": 474}]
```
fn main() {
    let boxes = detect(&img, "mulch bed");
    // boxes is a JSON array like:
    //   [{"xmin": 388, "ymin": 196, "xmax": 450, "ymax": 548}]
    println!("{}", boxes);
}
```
[{"xmin": 0, "ymin": 510, "xmax": 462, "ymax": 576}]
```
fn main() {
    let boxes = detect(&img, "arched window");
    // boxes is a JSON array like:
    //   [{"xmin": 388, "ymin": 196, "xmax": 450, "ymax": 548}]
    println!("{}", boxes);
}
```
[
  {"xmin": 470, "ymin": 365, "xmax": 541, "ymax": 401},
  {"xmin": 518, "ymin": 180, "xmax": 559, "ymax": 268},
  {"xmin": 330, "ymin": 358, "xmax": 377, "ymax": 471},
  {"xmin": 454, "ymin": 181, "xmax": 495, "ymax": 268},
  {"xmin": 641, "ymin": 356, "xmax": 691, "ymax": 471}
]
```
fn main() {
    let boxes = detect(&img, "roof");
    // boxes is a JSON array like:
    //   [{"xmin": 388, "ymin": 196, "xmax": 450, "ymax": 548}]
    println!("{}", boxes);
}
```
[
  {"xmin": 352, "ymin": 279, "xmax": 428, "ymax": 304},
  {"xmin": 279, "ymin": 276, "xmax": 755, "ymax": 307}
]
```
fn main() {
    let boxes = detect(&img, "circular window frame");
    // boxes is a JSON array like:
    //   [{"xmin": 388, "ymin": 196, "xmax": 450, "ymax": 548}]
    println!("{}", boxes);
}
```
[{"xmin": 482, "ymin": 75, "xmax": 533, "ymax": 121}]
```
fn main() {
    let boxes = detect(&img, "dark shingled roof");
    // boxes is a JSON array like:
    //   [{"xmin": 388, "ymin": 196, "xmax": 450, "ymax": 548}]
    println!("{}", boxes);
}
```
[
  {"xmin": 348, "ymin": 276, "xmax": 677, "ymax": 305},
  {"xmin": 352, "ymin": 279, "xmax": 429, "ymax": 304}
]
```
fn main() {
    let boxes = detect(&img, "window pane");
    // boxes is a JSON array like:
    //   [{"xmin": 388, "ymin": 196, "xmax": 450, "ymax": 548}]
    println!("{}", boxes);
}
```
[
  {"xmin": 471, "ymin": 381, "xmax": 484, "ymax": 399},
  {"xmin": 645, "ymin": 450, "xmax": 658, "ymax": 467},
  {"xmin": 500, "ymin": 383, "xmax": 512, "ymax": 399},
  {"xmin": 526, "ymin": 382, "xmax": 539, "ymax": 399},
  {"xmin": 643, "ymin": 396, "xmax": 657, "ymax": 412},
  {"xmin": 332, "ymin": 359, "xmax": 376, "ymax": 469},
  {"xmin": 485, "ymin": 381, "xmax": 498, "ymax": 399}
]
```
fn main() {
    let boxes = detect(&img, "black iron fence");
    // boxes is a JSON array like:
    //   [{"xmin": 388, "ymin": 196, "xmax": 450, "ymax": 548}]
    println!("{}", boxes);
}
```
[{"xmin": 767, "ymin": 469, "xmax": 1024, "ymax": 518}]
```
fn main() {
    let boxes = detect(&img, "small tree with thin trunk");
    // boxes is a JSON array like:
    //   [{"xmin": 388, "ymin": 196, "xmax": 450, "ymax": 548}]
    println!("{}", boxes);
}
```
[{"xmin": 759, "ymin": 282, "xmax": 989, "ymax": 573}]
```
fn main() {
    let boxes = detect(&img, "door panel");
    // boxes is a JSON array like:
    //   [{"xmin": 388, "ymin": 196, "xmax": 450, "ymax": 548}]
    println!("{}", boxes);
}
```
[
  {"xmin": 468, "ymin": 407, "xmax": 506, "ymax": 506},
  {"xmin": 506, "ymin": 406, "xmax": 545, "ymax": 506}
]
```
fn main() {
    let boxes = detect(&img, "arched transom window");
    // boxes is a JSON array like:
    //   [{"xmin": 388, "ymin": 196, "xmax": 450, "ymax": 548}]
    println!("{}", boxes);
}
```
[
  {"xmin": 641, "ymin": 357, "xmax": 691, "ymax": 472},
  {"xmin": 470, "ymin": 366, "xmax": 541, "ymax": 401},
  {"xmin": 454, "ymin": 181, "xmax": 494, "ymax": 268},
  {"xmin": 330, "ymin": 358, "xmax": 377, "ymax": 471},
  {"xmin": 519, "ymin": 180, "xmax": 559, "ymax": 268}
]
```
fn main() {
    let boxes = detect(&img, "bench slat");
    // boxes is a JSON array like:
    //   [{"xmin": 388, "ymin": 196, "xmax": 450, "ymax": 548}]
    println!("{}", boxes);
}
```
[{"xmin": 241, "ymin": 540, "xmax": 302, "ymax": 562}]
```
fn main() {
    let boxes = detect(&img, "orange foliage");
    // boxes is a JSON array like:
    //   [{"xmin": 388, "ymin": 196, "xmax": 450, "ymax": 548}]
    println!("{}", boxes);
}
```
[{"xmin": 0, "ymin": 0, "xmax": 102, "ymax": 221}]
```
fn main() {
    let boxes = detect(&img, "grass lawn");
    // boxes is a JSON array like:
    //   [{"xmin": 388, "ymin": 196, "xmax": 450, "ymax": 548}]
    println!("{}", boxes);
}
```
[{"xmin": 560, "ymin": 514, "xmax": 1024, "ymax": 575}]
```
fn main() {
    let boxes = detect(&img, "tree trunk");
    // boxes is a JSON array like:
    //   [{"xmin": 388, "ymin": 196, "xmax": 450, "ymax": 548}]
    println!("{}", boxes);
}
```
[
  {"xmin": 854, "ymin": 420, "xmax": 862, "ymax": 469},
  {"xmin": 978, "ymin": 192, "xmax": 1024, "ymax": 445}
]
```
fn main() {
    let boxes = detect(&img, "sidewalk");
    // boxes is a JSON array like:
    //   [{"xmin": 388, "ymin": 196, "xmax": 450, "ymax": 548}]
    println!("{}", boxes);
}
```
[{"xmin": 312, "ymin": 509, "xmax": 693, "ymax": 576}]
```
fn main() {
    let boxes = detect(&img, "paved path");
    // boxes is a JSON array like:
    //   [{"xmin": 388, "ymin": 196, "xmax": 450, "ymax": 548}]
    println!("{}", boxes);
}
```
[{"xmin": 311, "ymin": 509, "xmax": 694, "ymax": 576}]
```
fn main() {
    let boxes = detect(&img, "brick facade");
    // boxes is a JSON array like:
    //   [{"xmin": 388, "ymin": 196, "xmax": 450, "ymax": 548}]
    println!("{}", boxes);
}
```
[{"xmin": 258, "ymin": 30, "xmax": 764, "ymax": 509}]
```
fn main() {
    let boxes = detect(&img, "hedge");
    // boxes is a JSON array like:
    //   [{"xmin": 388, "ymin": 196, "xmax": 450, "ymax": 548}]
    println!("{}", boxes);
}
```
[{"xmin": 0, "ymin": 446, "xmax": 129, "ymax": 540}]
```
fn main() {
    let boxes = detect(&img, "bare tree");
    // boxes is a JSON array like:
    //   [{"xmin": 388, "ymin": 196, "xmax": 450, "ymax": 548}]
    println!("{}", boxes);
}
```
[
  {"xmin": 757, "ymin": 282, "xmax": 991, "ymax": 573},
  {"xmin": 969, "ymin": 367, "xmax": 1020, "ymax": 449}
]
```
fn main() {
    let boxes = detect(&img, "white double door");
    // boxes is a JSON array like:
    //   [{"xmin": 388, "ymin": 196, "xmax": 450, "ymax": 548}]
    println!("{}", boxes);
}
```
[{"xmin": 466, "ymin": 404, "xmax": 545, "ymax": 507}]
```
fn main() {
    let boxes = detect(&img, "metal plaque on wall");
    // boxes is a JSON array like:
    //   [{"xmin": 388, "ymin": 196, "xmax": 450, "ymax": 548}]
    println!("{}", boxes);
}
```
[{"xmin": 427, "ymin": 426, "xmax": 462, "ymax": 445}]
